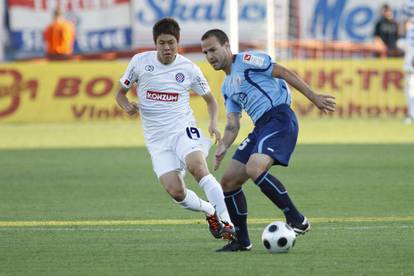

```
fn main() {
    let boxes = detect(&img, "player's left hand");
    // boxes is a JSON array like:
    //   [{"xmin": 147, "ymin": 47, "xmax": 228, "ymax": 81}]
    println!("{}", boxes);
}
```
[
  {"xmin": 313, "ymin": 94, "xmax": 336, "ymax": 114},
  {"xmin": 208, "ymin": 124, "xmax": 221, "ymax": 144}
]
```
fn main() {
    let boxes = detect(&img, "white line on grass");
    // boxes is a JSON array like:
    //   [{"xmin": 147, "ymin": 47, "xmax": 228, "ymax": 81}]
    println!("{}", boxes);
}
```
[
  {"xmin": 0, "ymin": 225, "xmax": 412, "ymax": 232},
  {"xmin": 1, "ymin": 216, "xmax": 414, "ymax": 227}
]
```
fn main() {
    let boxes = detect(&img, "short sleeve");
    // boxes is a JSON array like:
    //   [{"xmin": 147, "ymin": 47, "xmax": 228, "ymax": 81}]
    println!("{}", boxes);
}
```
[
  {"xmin": 225, "ymin": 97, "xmax": 242, "ymax": 113},
  {"xmin": 119, "ymin": 55, "xmax": 140, "ymax": 89},
  {"xmin": 222, "ymin": 82, "xmax": 241, "ymax": 113},
  {"xmin": 191, "ymin": 64, "xmax": 211, "ymax": 95}
]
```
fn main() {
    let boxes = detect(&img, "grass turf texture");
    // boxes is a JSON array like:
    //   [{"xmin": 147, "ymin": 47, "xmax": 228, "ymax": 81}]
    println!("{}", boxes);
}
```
[
  {"xmin": 0, "ymin": 119, "xmax": 413, "ymax": 275},
  {"xmin": 0, "ymin": 118, "xmax": 414, "ymax": 149}
]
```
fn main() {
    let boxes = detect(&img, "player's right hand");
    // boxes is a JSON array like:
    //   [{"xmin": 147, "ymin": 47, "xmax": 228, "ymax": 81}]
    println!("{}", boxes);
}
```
[
  {"xmin": 214, "ymin": 143, "xmax": 227, "ymax": 171},
  {"xmin": 123, "ymin": 102, "xmax": 140, "ymax": 116}
]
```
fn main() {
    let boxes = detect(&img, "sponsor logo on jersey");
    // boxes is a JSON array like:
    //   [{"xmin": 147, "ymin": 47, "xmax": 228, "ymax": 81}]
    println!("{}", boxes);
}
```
[
  {"xmin": 145, "ymin": 65, "xmax": 154, "ymax": 72},
  {"xmin": 146, "ymin": 91, "xmax": 179, "ymax": 102},
  {"xmin": 242, "ymin": 53, "xmax": 265, "ymax": 67},
  {"xmin": 175, "ymin": 73, "xmax": 185, "ymax": 83}
]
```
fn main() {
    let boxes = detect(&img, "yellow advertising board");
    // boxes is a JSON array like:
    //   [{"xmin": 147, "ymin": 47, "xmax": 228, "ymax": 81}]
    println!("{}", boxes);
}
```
[
  {"xmin": 0, "ymin": 59, "xmax": 407, "ymax": 123},
  {"xmin": 0, "ymin": 61, "xmax": 226, "ymax": 123},
  {"xmin": 0, "ymin": 61, "xmax": 130, "ymax": 123},
  {"xmin": 286, "ymin": 59, "xmax": 407, "ymax": 118}
]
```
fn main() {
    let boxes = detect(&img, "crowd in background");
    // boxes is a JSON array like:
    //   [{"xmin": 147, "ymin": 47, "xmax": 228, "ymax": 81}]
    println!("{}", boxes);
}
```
[
  {"xmin": 1, "ymin": 1, "xmax": 413, "ymax": 124},
  {"xmin": 373, "ymin": 4, "xmax": 404, "ymax": 57},
  {"xmin": 0, "ymin": 2, "xmax": 413, "ymax": 61},
  {"xmin": 38, "ymin": 2, "xmax": 414, "ymax": 60},
  {"xmin": 43, "ymin": 8, "xmax": 76, "ymax": 59}
]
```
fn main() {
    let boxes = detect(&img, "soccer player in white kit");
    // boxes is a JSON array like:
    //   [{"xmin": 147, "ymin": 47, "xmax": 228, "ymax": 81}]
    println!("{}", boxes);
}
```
[
  {"xmin": 403, "ymin": 0, "xmax": 414, "ymax": 124},
  {"xmin": 115, "ymin": 17, "xmax": 235, "ymax": 241}
]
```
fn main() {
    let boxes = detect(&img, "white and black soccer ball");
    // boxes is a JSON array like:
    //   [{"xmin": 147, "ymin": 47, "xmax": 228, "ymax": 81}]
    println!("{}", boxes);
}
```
[{"xmin": 261, "ymin": 221, "xmax": 296, "ymax": 253}]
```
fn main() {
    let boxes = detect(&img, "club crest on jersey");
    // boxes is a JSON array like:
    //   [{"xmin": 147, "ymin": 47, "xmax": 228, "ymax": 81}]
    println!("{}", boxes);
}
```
[
  {"xmin": 242, "ymin": 53, "xmax": 265, "ymax": 67},
  {"xmin": 175, "ymin": 73, "xmax": 185, "ymax": 83},
  {"xmin": 146, "ymin": 91, "xmax": 179, "ymax": 102},
  {"xmin": 145, "ymin": 65, "xmax": 154, "ymax": 72}
]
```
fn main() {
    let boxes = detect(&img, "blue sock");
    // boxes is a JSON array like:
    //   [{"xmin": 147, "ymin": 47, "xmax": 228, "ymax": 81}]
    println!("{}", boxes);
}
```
[
  {"xmin": 224, "ymin": 188, "xmax": 251, "ymax": 247},
  {"xmin": 254, "ymin": 171, "xmax": 304, "ymax": 225}
]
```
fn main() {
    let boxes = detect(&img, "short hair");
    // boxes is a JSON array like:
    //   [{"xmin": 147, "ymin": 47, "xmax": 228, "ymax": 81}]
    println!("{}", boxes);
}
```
[
  {"xmin": 53, "ymin": 9, "xmax": 62, "ymax": 18},
  {"xmin": 152, "ymin": 17, "xmax": 180, "ymax": 43},
  {"xmin": 381, "ymin": 4, "xmax": 391, "ymax": 11},
  {"xmin": 201, "ymin": 29, "xmax": 229, "ymax": 45}
]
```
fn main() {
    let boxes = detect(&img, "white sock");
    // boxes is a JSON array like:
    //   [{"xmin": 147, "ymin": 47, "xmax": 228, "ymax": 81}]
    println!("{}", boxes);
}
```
[
  {"xmin": 405, "ymin": 73, "xmax": 414, "ymax": 118},
  {"xmin": 176, "ymin": 189, "xmax": 215, "ymax": 215},
  {"xmin": 199, "ymin": 174, "xmax": 233, "ymax": 225}
]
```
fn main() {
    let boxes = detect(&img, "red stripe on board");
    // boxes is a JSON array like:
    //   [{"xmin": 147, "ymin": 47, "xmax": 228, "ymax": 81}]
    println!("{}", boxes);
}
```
[
  {"xmin": 115, "ymin": 0, "xmax": 130, "ymax": 3},
  {"xmin": 8, "ymin": 0, "xmax": 34, "ymax": 8}
]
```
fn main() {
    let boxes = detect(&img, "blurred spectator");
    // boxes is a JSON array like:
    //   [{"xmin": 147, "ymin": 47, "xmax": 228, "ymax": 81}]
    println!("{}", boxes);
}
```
[
  {"xmin": 403, "ymin": 0, "xmax": 414, "ymax": 124},
  {"xmin": 0, "ymin": 0, "xmax": 5, "ymax": 61},
  {"xmin": 373, "ymin": 4, "xmax": 403, "ymax": 57},
  {"xmin": 43, "ymin": 9, "xmax": 76, "ymax": 59}
]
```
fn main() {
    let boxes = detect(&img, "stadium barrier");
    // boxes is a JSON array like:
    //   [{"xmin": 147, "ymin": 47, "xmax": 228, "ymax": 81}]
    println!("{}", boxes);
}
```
[
  {"xmin": 17, "ymin": 40, "xmax": 389, "ymax": 62},
  {"xmin": 275, "ymin": 40, "xmax": 388, "ymax": 59},
  {"xmin": 0, "ymin": 58, "xmax": 406, "ymax": 123}
]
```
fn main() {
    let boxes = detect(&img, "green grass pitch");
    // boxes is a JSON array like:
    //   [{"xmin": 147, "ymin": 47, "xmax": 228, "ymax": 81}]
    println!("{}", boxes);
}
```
[{"xmin": 0, "ymin": 119, "xmax": 413, "ymax": 275}]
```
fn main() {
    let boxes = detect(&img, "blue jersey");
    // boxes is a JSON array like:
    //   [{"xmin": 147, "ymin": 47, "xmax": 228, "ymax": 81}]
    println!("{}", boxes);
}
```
[{"xmin": 222, "ymin": 51, "xmax": 291, "ymax": 123}]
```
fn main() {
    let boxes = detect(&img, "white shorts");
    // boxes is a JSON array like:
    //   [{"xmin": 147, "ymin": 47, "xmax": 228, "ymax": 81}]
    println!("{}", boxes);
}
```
[{"xmin": 147, "ymin": 127, "xmax": 212, "ymax": 178}]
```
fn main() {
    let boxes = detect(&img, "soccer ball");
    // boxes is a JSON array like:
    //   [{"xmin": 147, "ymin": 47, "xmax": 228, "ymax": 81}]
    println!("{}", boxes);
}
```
[{"xmin": 261, "ymin": 221, "xmax": 296, "ymax": 253}]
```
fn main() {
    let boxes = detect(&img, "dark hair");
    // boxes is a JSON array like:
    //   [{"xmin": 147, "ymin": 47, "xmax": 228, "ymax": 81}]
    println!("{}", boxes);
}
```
[
  {"xmin": 53, "ymin": 9, "xmax": 62, "ymax": 18},
  {"xmin": 381, "ymin": 4, "xmax": 391, "ymax": 11},
  {"xmin": 153, "ymin": 17, "xmax": 180, "ymax": 43},
  {"xmin": 201, "ymin": 29, "xmax": 229, "ymax": 45}
]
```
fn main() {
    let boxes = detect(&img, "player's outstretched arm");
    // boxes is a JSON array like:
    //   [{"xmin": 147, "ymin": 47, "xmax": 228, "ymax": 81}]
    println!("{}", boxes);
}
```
[
  {"xmin": 202, "ymin": 93, "xmax": 221, "ymax": 144},
  {"xmin": 272, "ymin": 64, "xmax": 336, "ymax": 114},
  {"xmin": 214, "ymin": 112, "xmax": 240, "ymax": 170},
  {"xmin": 115, "ymin": 87, "xmax": 139, "ymax": 116}
]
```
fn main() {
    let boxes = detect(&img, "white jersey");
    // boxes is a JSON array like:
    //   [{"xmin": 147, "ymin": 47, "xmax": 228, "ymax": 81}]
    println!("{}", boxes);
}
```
[
  {"xmin": 404, "ymin": 0, "xmax": 414, "ymax": 71},
  {"xmin": 119, "ymin": 51, "xmax": 211, "ymax": 143}
]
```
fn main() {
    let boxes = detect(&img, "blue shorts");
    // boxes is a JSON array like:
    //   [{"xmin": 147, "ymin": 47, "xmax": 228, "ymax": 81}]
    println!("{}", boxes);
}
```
[{"xmin": 233, "ymin": 104, "xmax": 298, "ymax": 167}]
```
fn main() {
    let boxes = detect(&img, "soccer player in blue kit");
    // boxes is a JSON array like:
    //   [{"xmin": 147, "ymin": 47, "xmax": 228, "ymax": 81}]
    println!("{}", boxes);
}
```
[{"xmin": 201, "ymin": 29, "xmax": 336, "ymax": 252}]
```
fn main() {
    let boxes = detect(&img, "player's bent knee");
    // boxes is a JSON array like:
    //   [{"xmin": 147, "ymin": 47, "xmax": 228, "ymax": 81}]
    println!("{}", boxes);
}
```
[
  {"xmin": 221, "ymin": 181, "xmax": 238, "ymax": 192},
  {"xmin": 246, "ymin": 154, "xmax": 273, "ymax": 180},
  {"xmin": 187, "ymin": 163, "xmax": 209, "ymax": 182},
  {"xmin": 245, "ymin": 162, "xmax": 266, "ymax": 181},
  {"xmin": 221, "ymin": 176, "xmax": 242, "ymax": 192}
]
